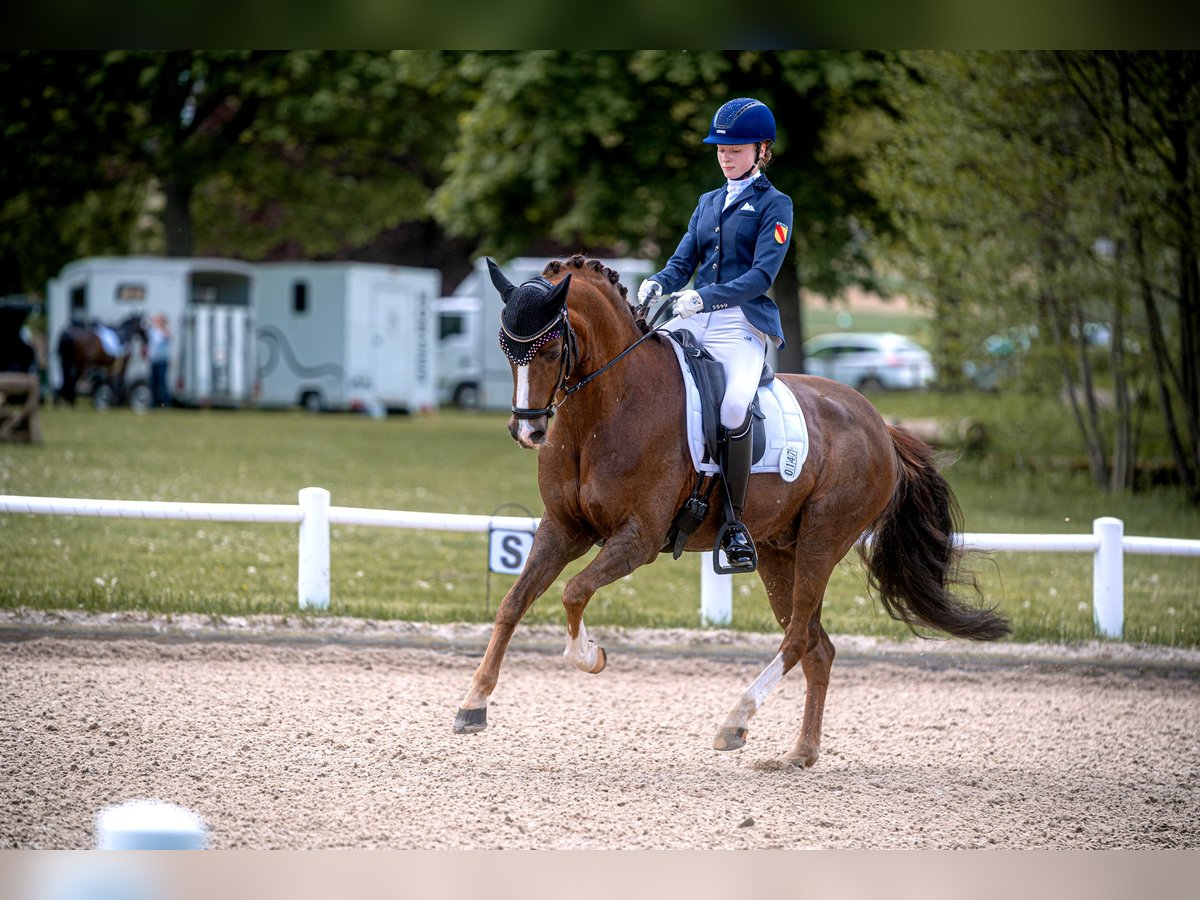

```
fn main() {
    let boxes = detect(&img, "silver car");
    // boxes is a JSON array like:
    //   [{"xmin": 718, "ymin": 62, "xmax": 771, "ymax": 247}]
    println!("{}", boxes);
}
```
[{"xmin": 802, "ymin": 332, "xmax": 936, "ymax": 390}]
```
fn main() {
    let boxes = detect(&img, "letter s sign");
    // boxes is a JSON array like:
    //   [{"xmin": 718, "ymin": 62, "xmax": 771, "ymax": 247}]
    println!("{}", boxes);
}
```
[{"xmin": 488, "ymin": 528, "xmax": 534, "ymax": 575}]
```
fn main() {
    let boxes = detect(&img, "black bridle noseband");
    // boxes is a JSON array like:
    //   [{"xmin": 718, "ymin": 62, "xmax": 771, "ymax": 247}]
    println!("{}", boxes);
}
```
[
  {"xmin": 509, "ymin": 297, "xmax": 676, "ymax": 422},
  {"xmin": 509, "ymin": 307, "xmax": 579, "ymax": 421}
]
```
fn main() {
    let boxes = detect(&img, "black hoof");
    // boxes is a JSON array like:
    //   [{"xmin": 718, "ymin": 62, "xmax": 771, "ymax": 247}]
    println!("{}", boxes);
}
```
[{"xmin": 454, "ymin": 706, "xmax": 488, "ymax": 734}]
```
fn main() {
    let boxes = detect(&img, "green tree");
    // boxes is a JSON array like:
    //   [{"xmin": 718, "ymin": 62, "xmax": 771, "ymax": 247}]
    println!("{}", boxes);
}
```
[
  {"xmin": 427, "ymin": 50, "xmax": 893, "ymax": 373},
  {"xmin": 0, "ymin": 53, "xmax": 143, "ymax": 294},
  {"xmin": 865, "ymin": 51, "xmax": 1200, "ymax": 498},
  {"xmin": 0, "ymin": 51, "xmax": 455, "ymax": 293}
]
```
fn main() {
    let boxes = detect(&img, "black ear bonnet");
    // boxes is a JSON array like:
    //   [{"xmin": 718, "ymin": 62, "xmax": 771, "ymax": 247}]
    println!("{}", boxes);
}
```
[{"xmin": 487, "ymin": 258, "xmax": 572, "ymax": 366}]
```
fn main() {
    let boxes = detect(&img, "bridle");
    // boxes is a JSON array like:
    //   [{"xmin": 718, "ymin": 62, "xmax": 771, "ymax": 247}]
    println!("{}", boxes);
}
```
[
  {"xmin": 508, "ymin": 307, "xmax": 579, "ymax": 421},
  {"xmin": 510, "ymin": 296, "xmax": 676, "ymax": 422}
]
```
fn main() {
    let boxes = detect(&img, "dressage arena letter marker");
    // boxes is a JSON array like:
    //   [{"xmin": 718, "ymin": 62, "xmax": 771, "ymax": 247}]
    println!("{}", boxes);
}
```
[{"xmin": 489, "ymin": 528, "xmax": 534, "ymax": 575}]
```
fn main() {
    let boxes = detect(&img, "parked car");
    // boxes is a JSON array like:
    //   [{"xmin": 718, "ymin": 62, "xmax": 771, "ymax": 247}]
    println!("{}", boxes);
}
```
[
  {"xmin": 802, "ymin": 332, "xmax": 935, "ymax": 391},
  {"xmin": 963, "ymin": 325, "xmax": 1036, "ymax": 390}
]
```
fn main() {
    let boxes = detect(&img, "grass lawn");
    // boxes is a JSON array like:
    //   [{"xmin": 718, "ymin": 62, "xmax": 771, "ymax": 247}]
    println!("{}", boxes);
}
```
[{"xmin": 1, "ymin": 402, "xmax": 1197, "ymax": 646}]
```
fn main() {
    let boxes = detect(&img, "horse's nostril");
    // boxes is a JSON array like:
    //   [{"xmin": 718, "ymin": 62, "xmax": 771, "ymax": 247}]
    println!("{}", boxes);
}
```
[{"xmin": 529, "ymin": 430, "xmax": 546, "ymax": 445}]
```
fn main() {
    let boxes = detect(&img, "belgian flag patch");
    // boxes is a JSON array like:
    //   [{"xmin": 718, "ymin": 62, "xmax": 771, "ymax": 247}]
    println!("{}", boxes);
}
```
[{"xmin": 774, "ymin": 222, "xmax": 789, "ymax": 244}]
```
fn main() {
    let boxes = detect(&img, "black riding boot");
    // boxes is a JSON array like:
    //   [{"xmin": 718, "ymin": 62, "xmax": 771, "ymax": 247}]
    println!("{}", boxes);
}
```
[{"xmin": 719, "ymin": 415, "xmax": 756, "ymax": 569}]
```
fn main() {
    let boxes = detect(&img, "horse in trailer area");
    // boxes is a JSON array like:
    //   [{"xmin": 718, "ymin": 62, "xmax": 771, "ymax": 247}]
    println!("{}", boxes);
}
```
[
  {"xmin": 454, "ymin": 255, "xmax": 1009, "ymax": 768},
  {"xmin": 56, "ymin": 314, "xmax": 147, "ymax": 407}
]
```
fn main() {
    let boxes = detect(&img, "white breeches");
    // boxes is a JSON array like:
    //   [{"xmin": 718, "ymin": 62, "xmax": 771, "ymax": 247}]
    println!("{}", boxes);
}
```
[{"xmin": 670, "ymin": 307, "xmax": 768, "ymax": 430}]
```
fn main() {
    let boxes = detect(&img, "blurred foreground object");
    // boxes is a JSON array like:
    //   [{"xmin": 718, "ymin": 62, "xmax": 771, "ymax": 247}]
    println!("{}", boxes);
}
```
[{"xmin": 96, "ymin": 800, "xmax": 209, "ymax": 850}]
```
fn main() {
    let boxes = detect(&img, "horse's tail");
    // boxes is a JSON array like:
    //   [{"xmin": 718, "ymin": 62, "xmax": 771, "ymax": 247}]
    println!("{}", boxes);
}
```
[{"xmin": 860, "ymin": 426, "xmax": 1011, "ymax": 641}]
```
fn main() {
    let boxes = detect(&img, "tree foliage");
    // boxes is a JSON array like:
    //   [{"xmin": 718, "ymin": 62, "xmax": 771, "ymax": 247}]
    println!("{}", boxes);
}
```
[
  {"xmin": 426, "ymin": 50, "xmax": 893, "ymax": 370},
  {"xmin": 2, "ymin": 50, "xmax": 892, "ymax": 375},
  {"xmin": 0, "ymin": 51, "xmax": 451, "ymax": 289},
  {"xmin": 865, "ymin": 51, "xmax": 1200, "ymax": 497}
]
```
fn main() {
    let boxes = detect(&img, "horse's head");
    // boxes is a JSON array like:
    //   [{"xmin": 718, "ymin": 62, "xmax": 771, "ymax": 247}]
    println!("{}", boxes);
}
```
[
  {"xmin": 489, "ymin": 259, "xmax": 574, "ymax": 449},
  {"xmin": 117, "ymin": 314, "xmax": 149, "ymax": 346}
]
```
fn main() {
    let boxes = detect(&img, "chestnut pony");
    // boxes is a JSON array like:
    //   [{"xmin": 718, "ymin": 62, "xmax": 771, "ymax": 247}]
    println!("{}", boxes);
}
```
[{"xmin": 455, "ymin": 255, "xmax": 1008, "ymax": 767}]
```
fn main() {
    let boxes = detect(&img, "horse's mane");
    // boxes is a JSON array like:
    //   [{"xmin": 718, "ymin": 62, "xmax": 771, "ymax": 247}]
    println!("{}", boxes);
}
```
[
  {"xmin": 542, "ymin": 254, "xmax": 654, "ymax": 334},
  {"xmin": 542, "ymin": 255, "xmax": 632, "ymax": 305}
]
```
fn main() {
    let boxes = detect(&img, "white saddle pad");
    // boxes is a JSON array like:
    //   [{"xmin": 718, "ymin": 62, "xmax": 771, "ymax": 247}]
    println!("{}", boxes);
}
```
[
  {"xmin": 96, "ymin": 326, "xmax": 124, "ymax": 357},
  {"xmin": 666, "ymin": 337, "xmax": 810, "ymax": 483}
]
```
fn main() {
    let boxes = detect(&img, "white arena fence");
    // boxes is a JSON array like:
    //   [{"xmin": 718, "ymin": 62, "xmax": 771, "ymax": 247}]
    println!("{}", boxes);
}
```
[{"xmin": 2, "ymin": 489, "xmax": 1198, "ymax": 640}]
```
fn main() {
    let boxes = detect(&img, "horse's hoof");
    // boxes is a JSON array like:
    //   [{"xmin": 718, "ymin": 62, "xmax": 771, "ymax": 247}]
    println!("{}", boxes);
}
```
[
  {"xmin": 453, "ymin": 706, "xmax": 488, "ymax": 734},
  {"xmin": 784, "ymin": 746, "xmax": 819, "ymax": 768},
  {"xmin": 713, "ymin": 726, "xmax": 748, "ymax": 752},
  {"xmin": 588, "ymin": 646, "xmax": 607, "ymax": 674}
]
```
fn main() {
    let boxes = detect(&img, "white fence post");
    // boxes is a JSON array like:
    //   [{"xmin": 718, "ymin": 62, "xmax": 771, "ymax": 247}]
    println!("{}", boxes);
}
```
[
  {"xmin": 700, "ymin": 553, "xmax": 732, "ymax": 627},
  {"xmin": 298, "ymin": 487, "xmax": 331, "ymax": 610},
  {"xmin": 1093, "ymin": 516, "xmax": 1124, "ymax": 639}
]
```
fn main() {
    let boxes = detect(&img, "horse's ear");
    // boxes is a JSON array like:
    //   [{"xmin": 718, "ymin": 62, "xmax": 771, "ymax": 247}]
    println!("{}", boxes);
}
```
[
  {"xmin": 547, "ymin": 272, "xmax": 572, "ymax": 307},
  {"xmin": 486, "ymin": 258, "xmax": 516, "ymax": 305}
]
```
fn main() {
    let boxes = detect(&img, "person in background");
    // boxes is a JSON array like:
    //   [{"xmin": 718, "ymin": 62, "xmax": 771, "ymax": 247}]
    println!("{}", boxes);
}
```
[
  {"xmin": 637, "ymin": 97, "xmax": 794, "ymax": 570},
  {"xmin": 147, "ymin": 314, "xmax": 171, "ymax": 408}
]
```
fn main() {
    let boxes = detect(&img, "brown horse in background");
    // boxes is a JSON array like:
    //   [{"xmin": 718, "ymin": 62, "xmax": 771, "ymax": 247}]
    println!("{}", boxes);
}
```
[
  {"xmin": 455, "ymin": 255, "xmax": 1009, "ymax": 767},
  {"xmin": 56, "ymin": 314, "xmax": 146, "ymax": 406}
]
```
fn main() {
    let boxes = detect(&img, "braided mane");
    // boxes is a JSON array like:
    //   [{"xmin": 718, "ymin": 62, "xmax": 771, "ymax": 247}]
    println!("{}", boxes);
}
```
[{"xmin": 542, "ymin": 255, "xmax": 631, "ymax": 306}]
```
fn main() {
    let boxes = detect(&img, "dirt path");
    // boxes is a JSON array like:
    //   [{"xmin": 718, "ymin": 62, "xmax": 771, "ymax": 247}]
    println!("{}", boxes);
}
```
[{"xmin": 2, "ymin": 612, "xmax": 1198, "ymax": 849}]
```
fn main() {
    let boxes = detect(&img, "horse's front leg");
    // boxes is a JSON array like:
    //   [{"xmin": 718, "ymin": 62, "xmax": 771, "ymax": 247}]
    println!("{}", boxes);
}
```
[
  {"xmin": 561, "ymin": 520, "xmax": 660, "ymax": 676},
  {"xmin": 454, "ymin": 517, "xmax": 590, "ymax": 734}
]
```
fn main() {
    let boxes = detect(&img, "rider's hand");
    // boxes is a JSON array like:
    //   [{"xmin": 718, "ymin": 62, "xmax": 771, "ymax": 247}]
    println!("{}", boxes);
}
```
[
  {"xmin": 672, "ymin": 290, "xmax": 704, "ymax": 319},
  {"xmin": 637, "ymin": 279, "xmax": 662, "ymax": 306}
]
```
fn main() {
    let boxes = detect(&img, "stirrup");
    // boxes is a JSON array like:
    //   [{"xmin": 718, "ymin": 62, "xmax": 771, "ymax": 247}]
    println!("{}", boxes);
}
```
[{"xmin": 713, "ymin": 521, "xmax": 757, "ymax": 574}]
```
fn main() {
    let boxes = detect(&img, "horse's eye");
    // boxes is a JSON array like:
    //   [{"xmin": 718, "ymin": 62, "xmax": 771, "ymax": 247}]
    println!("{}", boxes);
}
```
[{"xmin": 544, "ymin": 348, "xmax": 561, "ymax": 362}]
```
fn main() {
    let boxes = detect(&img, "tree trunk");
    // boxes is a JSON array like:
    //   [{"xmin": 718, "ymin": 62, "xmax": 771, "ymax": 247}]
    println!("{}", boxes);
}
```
[
  {"xmin": 1045, "ymin": 285, "xmax": 1110, "ymax": 489},
  {"xmin": 1134, "ymin": 220, "xmax": 1193, "ymax": 488},
  {"xmin": 163, "ymin": 178, "xmax": 194, "ymax": 258},
  {"xmin": 1108, "ymin": 281, "xmax": 1134, "ymax": 492},
  {"xmin": 1164, "ymin": 54, "xmax": 1200, "ymax": 495},
  {"xmin": 933, "ymin": 284, "xmax": 967, "ymax": 392},
  {"xmin": 774, "ymin": 247, "xmax": 805, "ymax": 375}
]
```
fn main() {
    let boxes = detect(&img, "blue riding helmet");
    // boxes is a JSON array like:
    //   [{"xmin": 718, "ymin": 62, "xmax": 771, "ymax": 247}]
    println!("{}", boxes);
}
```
[{"xmin": 703, "ymin": 98, "xmax": 776, "ymax": 145}]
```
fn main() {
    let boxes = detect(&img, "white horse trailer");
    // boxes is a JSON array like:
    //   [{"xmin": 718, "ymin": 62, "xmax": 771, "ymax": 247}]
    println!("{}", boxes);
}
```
[
  {"xmin": 436, "ymin": 256, "xmax": 658, "ymax": 410},
  {"xmin": 253, "ymin": 262, "xmax": 441, "ymax": 413},
  {"xmin": 46, "ymin": 257, "xmax": 256, "ymax": 407}
]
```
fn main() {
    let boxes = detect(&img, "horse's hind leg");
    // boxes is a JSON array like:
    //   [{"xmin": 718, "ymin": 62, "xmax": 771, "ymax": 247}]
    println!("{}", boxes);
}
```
[
  {"xmin": 713, "ymin": 544, "xmax": 801, "ymax": 751},
  {"xmin": 713, "ymin": 537, "xmax": 843, "ymax": 768},
  {"xmin": 778, "ymin": 527, "xmax": 860, "ymax": 768},
  {"xmin": 454, "ymin": 517, "xmax": 590, "ymax": 734},
  {"xmin": 783, "ymin": 619, "xmax": 835, "ymax": 768}
]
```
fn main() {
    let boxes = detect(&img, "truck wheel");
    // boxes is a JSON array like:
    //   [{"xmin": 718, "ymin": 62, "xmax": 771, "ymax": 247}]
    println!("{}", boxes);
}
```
[
  {"xmin": 92, "ymin": 383, "xmax": 115, "ymax": 410},
  {"xmin": 453, "ymin": 383, "xmax": 480, "ymax": 409},
  {"xmin": 128, "ymin": 382, "xmax": 152, "ymax": 412},
  {"xmin": 300, "ymin": 391, "xmax": 322, "ymax": 413}
]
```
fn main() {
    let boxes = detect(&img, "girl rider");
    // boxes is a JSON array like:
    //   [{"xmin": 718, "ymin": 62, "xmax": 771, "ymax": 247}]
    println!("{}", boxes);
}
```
[{"xmin": 638, "ymin": 97, "xmax": 793, "ymax": 570}]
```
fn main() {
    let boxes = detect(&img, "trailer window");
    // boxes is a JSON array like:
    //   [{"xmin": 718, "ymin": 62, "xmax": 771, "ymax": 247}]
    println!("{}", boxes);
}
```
[
  {"xmin": 69, "ymin": 285, "xmax": 87, "ymax": 318},
  {"xmin": 440, "ymin": 314, "xmax": 464, "ymax": 340},
  {"xmin": 293, "ymin": 281, "xmax": 309, "ymax": 314},
  {"xmin": 115, "ymin": 283, "xmax": 147, "ymax": 302}
]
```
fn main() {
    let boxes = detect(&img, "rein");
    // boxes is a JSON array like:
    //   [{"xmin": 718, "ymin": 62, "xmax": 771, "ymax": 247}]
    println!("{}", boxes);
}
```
[{"xmin": 510, "ymin": 299, "xmax": 677, "ymax": 421}]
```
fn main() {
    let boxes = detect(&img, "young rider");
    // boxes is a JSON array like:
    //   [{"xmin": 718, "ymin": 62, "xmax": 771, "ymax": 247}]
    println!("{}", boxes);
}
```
[{"xmin": 638, "ymin": 97, "xmax": 793, "ymax": 570}]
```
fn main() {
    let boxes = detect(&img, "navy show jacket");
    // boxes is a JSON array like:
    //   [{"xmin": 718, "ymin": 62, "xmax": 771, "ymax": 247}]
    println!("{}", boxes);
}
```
[{"xmin": 650, "ymin": 173, "xmax": 793, "ymax": 349}]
